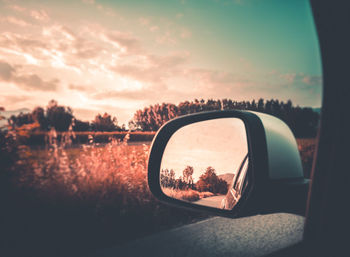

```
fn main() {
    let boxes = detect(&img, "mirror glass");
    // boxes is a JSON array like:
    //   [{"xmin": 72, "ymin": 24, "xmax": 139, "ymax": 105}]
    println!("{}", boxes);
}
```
[{"xmin": 160, "ymin": 118, "xmax": 249, "ymax": 210}]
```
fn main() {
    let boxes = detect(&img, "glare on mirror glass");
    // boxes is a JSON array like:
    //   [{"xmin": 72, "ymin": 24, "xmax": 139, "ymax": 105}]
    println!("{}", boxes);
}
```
[{"xmin": 160, "ymin": 118, "xmax": 249, "ymax": 210}]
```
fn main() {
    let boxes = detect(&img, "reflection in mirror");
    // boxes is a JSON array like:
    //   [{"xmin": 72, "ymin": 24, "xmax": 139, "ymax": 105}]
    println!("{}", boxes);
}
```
[{"xmin": 160, "ymin": 118, "xmax": 249, "ymax": 210}]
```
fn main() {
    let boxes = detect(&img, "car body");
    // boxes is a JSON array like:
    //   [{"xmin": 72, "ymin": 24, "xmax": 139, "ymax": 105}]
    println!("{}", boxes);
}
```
[{"xmin": 220, "ymin": 153, "xmax": 249, "ymax": 210}]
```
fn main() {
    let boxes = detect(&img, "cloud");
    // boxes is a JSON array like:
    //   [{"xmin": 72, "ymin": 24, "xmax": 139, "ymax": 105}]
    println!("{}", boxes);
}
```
[
  {"xmin": 279, "ymin": 72, "xmax": 322, "ymax": 88},
  {"xmin": 185, "ymin": 68, "xmax": 249, "ymax": 86},
  {"xmin": 1, "ymin": 32, "xmax": 48, "ymax": 52},
  {"xmin": 156, "ymin": 31, "xmax": 177, "ymax": 45},
  {"xmin": 103, "ymin": 30, "xmax": 141, "ymax": 54},
  {"xmin": 0, "ymin": 60, "xmax": 59, "ymax": 91},
  {"xmin": 81, "ymin": 0, "xmax": 116, "ymax": 17},
  {"xmin": 30, "ymin": 10, "xmax": 49, "ymax": 21},
  {"xmin": 68, "ymin": 83, "xmax": 97, "ymax": 92},
  {"xmin": 111, "ymin": 52, "xmax": 188, "ymax": 84},
  {"xmin": 180, "ymin": 28, "xmax": 191, "ymax": 39},
  {"xmin": 8, "ymin": 5, "xmax": 26, "ymax": 13},
  {"xmin": 82, "ymin": 0, "xmax": 95, "ymax": 4},
  {"xmin": 280, "ymin": 73, "xmax": 297, "ymax": 83},
  {"xmin": 2, "ymin": 16, "xmax": 30, "ymax": 27},
  {"xmin": 138, "ymin": 17, "xmax": 150, "ymax": 26},
  {"xmin": 150, "ymin": 26, "xmax": 159, "ymax": 32},
  {"xmin": 302, "ymin": 75, "xmax": 322, "ymax": 85},
  {"xmin": 0, "ymin": 95, "xmax": 31, "ymax": 103},
  {"xmin": 92, "ymin": 89, "xmax": 154, "ymax": 101},
  {"xmin": 0, "ymin": 61, "xmax": 15, "ymax": 80}
]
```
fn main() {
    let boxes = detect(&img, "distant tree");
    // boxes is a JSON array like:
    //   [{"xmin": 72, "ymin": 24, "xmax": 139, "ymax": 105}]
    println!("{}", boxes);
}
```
[
  {"xmin": 130, "ymin": 98, "xmax": 320, "ymax": 137},
  {"xmin": 73, "ymin": 119, "xmax": 90, "ymax": 131},
  {"xmin": 182, "ymin": 166, "xmax": 194, "ymax": 187},
  {"xmin": 160, "ymin": 169, "xmax": 169, "ymax": 188},
  {"xmin": 32, "ymin": 107, "xmax": 48, "ymax": 130},
  {"xmin": 91, "ymin": 113, "xmax": 119, "ymax": 131},
  {"xmin": 175, "ymin": 176, "xmax": 186, "ymax": 190},
  {"xmin": 46, "ymin": 100, "xmax": 73, "ymax": 132},
  {"xmin": 196, "ymin": 167, "xmax": 228, "ymax": 194},
  {"xmin": 120, "ymin": 124, "xmax": 127, "ymax": 131},
  {"xmin": 8, "ymin": 112, "xmax": 33, "ymax": 128},
  {"xmin": 160, "ymin": 169, "xmax": 176, "ymax": 188}
]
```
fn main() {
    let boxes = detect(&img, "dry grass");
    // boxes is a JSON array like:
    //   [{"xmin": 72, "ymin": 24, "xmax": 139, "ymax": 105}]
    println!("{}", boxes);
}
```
[
  {"xmin": 27, "ymin": 131, "xmax": 156, "ymax": 145},
  {"xmin": 296, "ymin": 138, "xmax": 317, "ymax": 178},
  {"xmin": 3, "ymin": 134, "xmax": 209, "ymax": 255},
  {"xmin": 162, "ymin": 188, "xmax": 215, "ymax": 202},
  {"xmin": 1, "ymin": 135, "xmax": 317, "ymax": 255}
]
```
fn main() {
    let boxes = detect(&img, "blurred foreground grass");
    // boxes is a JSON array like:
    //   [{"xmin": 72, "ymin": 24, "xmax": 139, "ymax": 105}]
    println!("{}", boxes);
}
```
[{"xmin": 1, "ymin": 135, "xmax": 316, "ymax": 256}]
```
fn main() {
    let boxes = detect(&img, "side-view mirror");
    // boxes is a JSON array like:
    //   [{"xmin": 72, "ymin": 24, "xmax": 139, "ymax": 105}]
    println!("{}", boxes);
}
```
[{"xmin": 148, "ymin": 110, "xmax": 309, "ymax": 218}]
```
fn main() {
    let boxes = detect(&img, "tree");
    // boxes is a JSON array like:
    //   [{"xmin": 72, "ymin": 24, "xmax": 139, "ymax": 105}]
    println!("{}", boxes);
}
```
[
  {"xmin": 32, "ymin": 107, "xmax": 48, "ymax": 130},
  {"xmin": 73, "ymin": 119, "xmax": 90, "ymax": 131},
  {"xmin": 46, "ymin": 100, "xmax": 73, "ymax": 132},
  {"xmin": 8, "ymin": 112, "xmax": 33, "ymax": 127},
  {"xmin": 160, "ymin": 169, "xmax": 176, "ymax": 188},
  {"xmin": 130, "ymin": 98, "xmax": 320, "ymax": 137},
  {"xmin": 182, "ymin": 166, "xmax": 194, "ymax": 187},
  {"xmin": 91, "ymin": 113, "xmax": 119, "ymax": 131},
  {"xmin": 196, "ymin": 167, "xmax": 228, "ymax": 194}
]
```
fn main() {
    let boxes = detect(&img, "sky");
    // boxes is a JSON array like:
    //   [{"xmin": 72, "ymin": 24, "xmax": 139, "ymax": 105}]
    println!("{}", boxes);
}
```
[
  {"xmin": 161, "ymin": 118, "xmax": 248, "ymax": 182},
  {"xmin": 0, "ymin": 0, "xmax": 322, "ymax": 126}
]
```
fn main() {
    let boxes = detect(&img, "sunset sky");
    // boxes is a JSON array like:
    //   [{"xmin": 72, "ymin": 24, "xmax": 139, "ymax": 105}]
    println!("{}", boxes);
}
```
[{"xmin": 0, "ymin": 0, "xmax": 322, "ymax": 125}]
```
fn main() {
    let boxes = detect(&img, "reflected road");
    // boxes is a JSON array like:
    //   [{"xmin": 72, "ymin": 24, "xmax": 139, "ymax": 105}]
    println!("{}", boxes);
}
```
[{"xmin": 194, "ymin": 195, "xmax": 225, "ymax": 208}]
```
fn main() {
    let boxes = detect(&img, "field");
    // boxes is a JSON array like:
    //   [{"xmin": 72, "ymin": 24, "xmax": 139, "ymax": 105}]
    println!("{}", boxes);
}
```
[
  {"xmin": 1, "ymin": 134, "xmax": 208, "ymax": 255},
  {"xmin": 1, "ymin": 134, "xmax": 316, "ymax": 255}
]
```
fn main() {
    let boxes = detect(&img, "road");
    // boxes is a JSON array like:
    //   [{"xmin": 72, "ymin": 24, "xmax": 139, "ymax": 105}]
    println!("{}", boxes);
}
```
[
  {"xmin": 91, "ymin": 213, "xmax": 304, "ymax": 257},
  {"xmin": 194, "ymin": 195, "xmax": 226, "ymax": 208}
]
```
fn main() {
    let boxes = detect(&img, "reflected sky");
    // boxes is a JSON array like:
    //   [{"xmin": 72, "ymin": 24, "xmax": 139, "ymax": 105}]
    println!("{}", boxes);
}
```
[{"xmin": 161, "ymin": 118, "xmax": 248, "ymax": 181}]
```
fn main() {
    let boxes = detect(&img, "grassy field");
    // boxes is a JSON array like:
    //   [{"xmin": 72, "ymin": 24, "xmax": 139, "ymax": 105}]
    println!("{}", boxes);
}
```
[
  {"xmin": 1, "ymin": 134, "xmax": 316, "ymax": 255},
  {"xmin": 2, "ymin": 135, "xmax": 208, "ymax": 255}
]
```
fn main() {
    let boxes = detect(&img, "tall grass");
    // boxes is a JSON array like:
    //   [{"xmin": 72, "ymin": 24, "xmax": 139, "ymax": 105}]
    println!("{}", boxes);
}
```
[
  {"xmin": 296, "ymin": 138, "xmax": 317, "ymax": 178},
  {"xmin": 1, "ymin": 130, "xmax": 208, "ymax": 256},
  {"xmin": 1, "ymin": 132, "xmax": 317, "ymax": 256}
]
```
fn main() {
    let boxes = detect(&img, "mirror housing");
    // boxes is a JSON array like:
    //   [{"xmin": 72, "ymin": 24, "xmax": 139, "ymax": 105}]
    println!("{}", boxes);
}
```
[{"xmin": 148, "ymin": 110, "xmax": 309, "ymax": 218}]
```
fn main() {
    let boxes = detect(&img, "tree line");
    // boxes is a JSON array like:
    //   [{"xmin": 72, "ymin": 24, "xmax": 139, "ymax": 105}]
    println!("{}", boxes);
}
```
[
  {"xmin": 6, "ymin": 98, "xmax": 320, "ymax": 137},
  {"xmin": 161, "ymin": 166, "xmax": 228, "ymax": 195},
  {"xmin": 7, "ymin": 100, "xmax": 125, "ymax": 132},
  {"xmin": 130, "ymin": 98, "xmax": 320, "ymax": 137}
]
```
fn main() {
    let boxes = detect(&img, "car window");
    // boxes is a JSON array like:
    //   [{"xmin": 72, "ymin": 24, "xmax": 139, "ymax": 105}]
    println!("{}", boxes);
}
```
[{"xmin": 0, "ymin": 0, "xmax": 322, "ymax": 255}]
